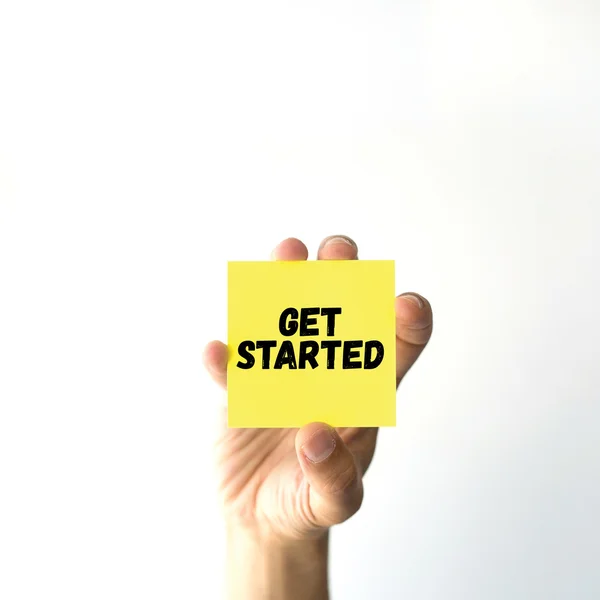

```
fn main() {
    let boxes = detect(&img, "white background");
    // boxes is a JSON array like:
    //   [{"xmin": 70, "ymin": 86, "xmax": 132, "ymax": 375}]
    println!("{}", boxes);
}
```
[{"xmin": 1, "ymin": 1, "xmax": 599, "ymax": 599}]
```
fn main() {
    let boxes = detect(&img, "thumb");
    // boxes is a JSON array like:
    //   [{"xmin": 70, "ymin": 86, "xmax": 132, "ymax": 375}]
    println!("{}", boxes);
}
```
[{"xmin": 295, "ymin": 423, "xmax": 364, "ymax": 528}]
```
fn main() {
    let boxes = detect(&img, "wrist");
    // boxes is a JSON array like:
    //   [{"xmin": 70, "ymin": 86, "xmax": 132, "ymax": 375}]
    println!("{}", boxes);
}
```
[{"xmin": 226, "ymin": 524, "xmax": 329, "ymax": 600}]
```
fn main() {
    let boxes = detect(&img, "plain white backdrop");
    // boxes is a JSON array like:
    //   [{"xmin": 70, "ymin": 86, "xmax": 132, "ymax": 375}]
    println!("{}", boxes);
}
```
[{"xmin": 1, "ymin": 1, "xmax": 599, "ymax": 598}]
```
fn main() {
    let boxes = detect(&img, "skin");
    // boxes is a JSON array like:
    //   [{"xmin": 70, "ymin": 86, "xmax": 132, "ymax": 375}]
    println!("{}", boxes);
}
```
[{"xmin": 203, "ymin": 235, "xmax": 433, "ymax": 599}]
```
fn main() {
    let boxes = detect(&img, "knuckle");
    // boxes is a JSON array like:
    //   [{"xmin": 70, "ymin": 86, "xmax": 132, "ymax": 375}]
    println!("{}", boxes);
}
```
[
  {"xmin": 322, "ymin": 460, "xmax": 359, "ymax": 496},
  {"xmin": 402, "ymin": 322, "xmax": 433, "ymax": 347}
]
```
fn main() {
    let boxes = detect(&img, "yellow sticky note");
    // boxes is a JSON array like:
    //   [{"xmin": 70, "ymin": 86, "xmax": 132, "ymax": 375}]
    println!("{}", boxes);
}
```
[{"xmin": 227, "ymin": 260, "xmax": 396, "ymax": 428}]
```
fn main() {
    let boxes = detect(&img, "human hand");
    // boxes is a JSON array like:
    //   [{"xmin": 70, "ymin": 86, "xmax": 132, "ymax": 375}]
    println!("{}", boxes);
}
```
[{"xmin": 203, "ymin": 235, "xmax": 433, "ymax": 544}]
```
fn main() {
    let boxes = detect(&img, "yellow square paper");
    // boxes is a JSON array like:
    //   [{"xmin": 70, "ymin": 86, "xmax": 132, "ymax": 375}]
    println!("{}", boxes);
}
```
[{"xmin": 227, "ymin": 260, "xmax": 396, "ymax": 428}]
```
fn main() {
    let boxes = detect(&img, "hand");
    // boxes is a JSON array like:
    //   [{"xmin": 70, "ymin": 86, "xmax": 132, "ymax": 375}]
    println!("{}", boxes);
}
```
[{"xmin": 203, "ymin": 235, "xmax": 433, "ymax": 544}]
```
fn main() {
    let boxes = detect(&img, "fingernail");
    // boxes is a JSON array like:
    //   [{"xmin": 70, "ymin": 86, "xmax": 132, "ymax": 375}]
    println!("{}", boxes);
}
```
[
  {"xmin": 302, "ymin": 428, "xmax": 336, "ymax": 463},
  {"xmin": 321, "ymin": 235, "xmax": 356, "ymax": 249},
  {"xmin": 400, "ymin": 293, "xmax": 424, "ymax": 309}
]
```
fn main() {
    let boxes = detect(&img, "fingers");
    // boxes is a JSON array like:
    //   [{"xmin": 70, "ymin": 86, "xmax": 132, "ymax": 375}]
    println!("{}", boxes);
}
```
[
  {"xmin": 395, "ymin": 293, "xmax": 433, "ymax": 386},
  {"xmin": 205, "ymin": 240, "xmax": 432, "ymax": 395},
  {"xmin": 295, "ymin": 422, "xmax": 363, "ymax": 527},
  {"xmin": 202, "ymin": 340, "xmax": 228, "ymax": 390},
  {"xmin": 314, "ymin": 235, "xmax": 431, "ymax": 387},
  {"xmin": 204, "ymin": 238, "xmax": 308, "ymax": 390},
  {"xmin": 202, "ymin": 238, "xmax": 308, "ymax": 389},
  {"xmin": 271, "ymin": 237, "xmax": 309, "ymax": 261},
  {"xmin": 317, "ymin": 235, "xmax": 358, "ymax": 260}
]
